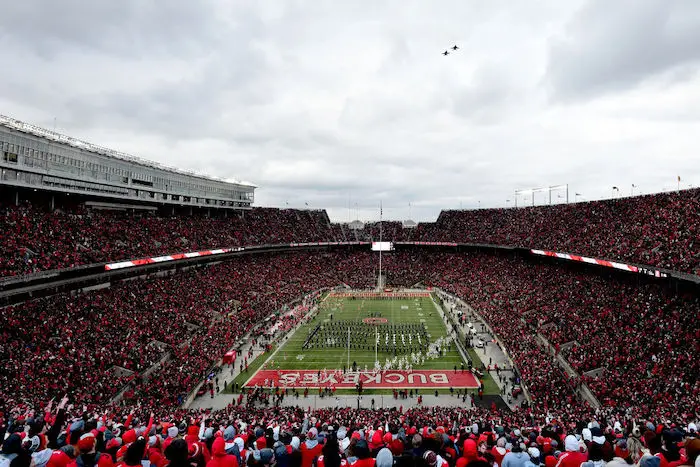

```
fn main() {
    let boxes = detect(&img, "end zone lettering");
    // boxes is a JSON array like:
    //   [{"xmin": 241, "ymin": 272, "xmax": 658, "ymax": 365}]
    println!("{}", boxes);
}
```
[{"xmin": 243, "ymin": 369, "xmax": 479, "ymax": 389}]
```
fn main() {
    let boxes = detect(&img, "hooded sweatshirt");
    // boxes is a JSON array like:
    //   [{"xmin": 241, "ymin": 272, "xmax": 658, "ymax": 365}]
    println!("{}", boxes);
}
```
[
  {"xmin": 555, "ymin": 436, "xmax": 588, "ymax": 467},
  {"xmin": 289, "ymin": 438, "xmax": 302, "ymax": 467},
  {"xmin": 206, "ymin": 438, "xmax": 238, "ymax": 467},
  {"xmin": 492, "ymin": 438, "xmax": 509, "ymax": 467},
  {"xmin": 300, "ymin": 435, "xmax": 322, "ymax": 467},
  {"xmin": 463, "ymin": 440, "xmax": 485, "ymax": 464},
  {"xmin": 375, "ymin": 449, "xmax": 393, "ymax": 467},
  {"xmin": 33, "ymin": 449, "xmax": 55, "ymax": 467}
]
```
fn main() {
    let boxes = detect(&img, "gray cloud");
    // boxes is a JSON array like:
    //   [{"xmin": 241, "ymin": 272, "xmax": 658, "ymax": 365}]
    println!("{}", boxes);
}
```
[
  {"xmin": 0, "ymin": 1, "xmax": 699, "ymax": 222},
  {"xmin": 545, "ymin": 0, "xmax": 700, "ymax": 100}
]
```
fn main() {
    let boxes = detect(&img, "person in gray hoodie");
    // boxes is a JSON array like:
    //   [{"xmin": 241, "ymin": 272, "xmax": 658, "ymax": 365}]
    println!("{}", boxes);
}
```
[
  {"xmin": 376, "ymin": 448, "xmax": 393, "ymax": 467},
  {"xmin": 502, "ymin": 442, "xmax": 530, "ymax": 467},
  {"xmin": 224, "ymin": 427, "xmax": 241, "ymax": 466}
]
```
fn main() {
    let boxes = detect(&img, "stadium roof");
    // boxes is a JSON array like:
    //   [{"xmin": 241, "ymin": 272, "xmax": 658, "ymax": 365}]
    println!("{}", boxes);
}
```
[{"xmin": 0, "ymin": 114, "xmax": 256, "ymax": 188}]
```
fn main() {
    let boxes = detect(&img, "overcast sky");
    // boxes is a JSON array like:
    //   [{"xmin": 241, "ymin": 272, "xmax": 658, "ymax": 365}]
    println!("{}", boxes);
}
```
[{"xmin": 1, "ymin": 1, "xmax": 699, "ymax": 222}]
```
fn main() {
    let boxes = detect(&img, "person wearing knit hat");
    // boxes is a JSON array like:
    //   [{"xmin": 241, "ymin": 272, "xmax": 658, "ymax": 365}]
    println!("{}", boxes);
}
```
[
  {"xmin": 232, "ymin": 438, "xmax": 246, "ymax": 465},
  {"xmin": 121, "ymin": 430, "xmax": 137, "ymax": 446},
  {"xmin": 77, "ymin": 434, "xmax": 96, "ymax": 455},
  {"xmin": 502, "ymin": 440, "xmax": 529, "ymax": 467},
  {"xmin": 369, "ymin": 431, "xmax": 384, "ymax": 454},
  {"xmin": 300, "ymin": 429, "xmax": 322, "ymax": 467},
  {"xmin": 47, "ymin": 450, "xmax": 73, "ymax": 467},
  {"xmin": 607, "ymin": 439, "xmax": 632, "ymax": 467},
  {"xmin": 688, "ymin": 424, "xmax": 698, "ymax": 436},
  {"xmin": 525, "ymin": 448, "xmax": 540, "ymax": 467},
  {"xmin": 589, "ymin": 428, "xmax": 605, "ymax": 447},
  {"xmin": 288, "ymin": 437, "xmax": 301, "ymax": 467},
  {"xmin": 492, "ymin": 437, "xmax": 509, "ymax": 467},
  {"xmin": 186, "ymin": 427, "xmax": 201, "ymax": 446},
  {"xmin": 388, "ymin": 434, "xmax": 404, "ymax": 457},
  {"xmin": 463, "ymin": 439, "xmax": 485, "ymax": 465},
  {"xmin": 336, "ymin": 428, "xmax": 350, "ymax": 454},
  {"xmin": 424, "ymin": 450, "xmax": 438, "ymax": 467},
  {"xmin": 163, "ymin": 427, "xmax": 180, "ymax": 452},
  {"xmin": 67, "ymin": 434, "xmax": 113, "ymax": 467},
  {"xmin": 222, "ymin": 428, "xmax": 239, "ymax": 460},
  {"xmin": 554, "ymin": 436, "xmax": 587, "ymax": 467},
  {"xmin": 206, "ymin": 437, "xmax": 239, "ymax": 467},
  {"xmin": 639, "ymin": 455, "xmax": 661, "ymax": 467}
]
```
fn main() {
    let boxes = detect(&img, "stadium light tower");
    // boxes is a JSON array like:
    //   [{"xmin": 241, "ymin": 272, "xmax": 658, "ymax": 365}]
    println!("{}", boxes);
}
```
[{"xmin": 515, "ymin": 184, "xmax": 568, "ymax": 208}]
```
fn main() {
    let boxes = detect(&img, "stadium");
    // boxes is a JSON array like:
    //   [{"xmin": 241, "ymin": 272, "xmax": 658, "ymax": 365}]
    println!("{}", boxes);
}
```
[
  {"xmin": 1, "ymin": 113, "xmax": 698, "ymax": 467},
  {"xmin": 2, "ymin": 2, "xmax": 700, "ymax": 465}
]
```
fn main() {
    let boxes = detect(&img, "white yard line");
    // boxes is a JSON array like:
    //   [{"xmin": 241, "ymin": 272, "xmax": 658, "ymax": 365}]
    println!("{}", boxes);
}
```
[{"xmin": 239, "ymin": 294, "xmax": 331, "ymax": 387}]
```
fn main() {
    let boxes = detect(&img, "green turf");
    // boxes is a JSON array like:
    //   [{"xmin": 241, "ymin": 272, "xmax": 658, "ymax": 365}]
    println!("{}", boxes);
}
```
[
  {"xmin": 225, "ymin": 295, "xmax": 500, "ymax": 395},
  {"xmin": 267, "ymin": 296, "xmax": 464, "ymax": 372}
]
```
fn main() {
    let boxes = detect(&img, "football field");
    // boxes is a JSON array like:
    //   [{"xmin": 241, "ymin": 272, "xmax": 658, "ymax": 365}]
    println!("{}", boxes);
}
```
[{"xmin": 240, "ymin": 293, "xmax": 482, "ymax": 390}]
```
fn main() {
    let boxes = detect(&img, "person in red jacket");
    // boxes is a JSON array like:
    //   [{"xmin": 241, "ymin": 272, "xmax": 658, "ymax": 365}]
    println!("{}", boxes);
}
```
[
  {"xmin": 492, "ymin": 437, "xmax": 509, "ymax": 467},
  {"xmin": 68, "ymin": 434, "xmax": 113, "ymax": 467},
  {"xmin": 348, "ymin": 440, "xmax": 375, "ymax": 467},
  {"xmin": 300, "ymin": 429, "xmax": 323, "ymax": 467},
  {"xmin": 555, "ymin": 436, "xmax": 588, "ymax": 467},
  {"xmin": 463, "ymin": 439, "xmax": 485, "ymax": 464},
  {"xmin": 206, "ymin": 438, "xmax": 239, "ymax": 467}
]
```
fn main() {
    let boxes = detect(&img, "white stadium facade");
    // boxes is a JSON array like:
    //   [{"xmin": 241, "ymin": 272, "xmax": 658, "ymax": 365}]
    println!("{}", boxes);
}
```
[{"xmin": 0, "ymin": 115, "xmax": 255, "ymax": 213}]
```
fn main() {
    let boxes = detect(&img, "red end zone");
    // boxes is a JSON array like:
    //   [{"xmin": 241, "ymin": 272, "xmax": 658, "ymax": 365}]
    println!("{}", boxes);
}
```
[{"xmin": 243, "ymin": 370, "xmax": 479, "ymax": 389}]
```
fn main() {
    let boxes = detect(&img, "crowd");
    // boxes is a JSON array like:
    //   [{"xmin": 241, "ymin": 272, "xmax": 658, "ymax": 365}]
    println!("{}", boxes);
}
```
[
  {"xmin": 0, "ymin": 203, "xmax": 335, "ymax": 278},
  {"xmin": 418, "ymin": 188, "xmax": 700, "ymax": 275},
  {"xmin": 425, "ymin": 254, "xmax": 698, "ymax": 421},
  {"xmin": 2, "ymin": 188, "xmax": 699, "ymax": 278},
  {"xmin": 0, "ymin": 402, "xmax": 698, "ymax": 467},
  {"xmin": 2, "ymin": 249, "xmax": 697, "ymax": 424},
  {"xmin": 0, "ymin": 252, "xmax": 341, "ymax": 410}
]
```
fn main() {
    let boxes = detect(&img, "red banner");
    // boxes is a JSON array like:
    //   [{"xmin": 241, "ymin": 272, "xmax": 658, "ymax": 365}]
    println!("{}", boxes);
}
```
[{"xmin": 243, "ymin": 370, "xmax": 479, "ymax": 389}]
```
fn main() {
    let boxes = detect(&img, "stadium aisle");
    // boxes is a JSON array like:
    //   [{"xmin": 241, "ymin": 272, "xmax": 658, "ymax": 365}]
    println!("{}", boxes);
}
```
[{"xmin": 437, "ymin": 290, "xmax": 526, "ymax": 410}]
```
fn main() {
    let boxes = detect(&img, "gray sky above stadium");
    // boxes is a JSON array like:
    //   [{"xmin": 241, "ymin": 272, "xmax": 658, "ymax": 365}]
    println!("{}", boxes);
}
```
[{"xmin": 1, "ymin": 0, "xmax": 699, "ymax": 222}]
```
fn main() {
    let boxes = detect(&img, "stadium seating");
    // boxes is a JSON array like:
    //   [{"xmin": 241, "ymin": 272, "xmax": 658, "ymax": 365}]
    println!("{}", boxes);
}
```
[
  {"xmin": 1, "ymin": 393, "xmax": 697, "ymax": 467},
  {"xmin": 0, "ymin": 203, "xmax": 339, "ymax": 277},
  {"xmin": 2, "ymin": 188, "xmax": 699, "ymax": 278},
  {"xmin": 0, "ymin": 252, "xmax": 340, "ymax": 409},
  {"xmin": 418, "ymin": 188, "xmax": 700, "ymax": 275},
  {"xmin": 1, "ymin": 191, "xmax": 699, "ymax": 461},
  {"xmin": 2, "ymin": 250, "xmax": 697, "ymax": 424}
]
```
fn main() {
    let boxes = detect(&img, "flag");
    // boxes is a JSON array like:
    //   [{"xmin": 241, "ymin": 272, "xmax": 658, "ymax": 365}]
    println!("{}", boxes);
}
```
[
  {"xmin": 575, "ymin": 193, "xmax": 581, "ymax": 196},
  {"xmin": 678, "ymin": 175, "xmax": 681, "ymax": 182},
  {"xmin": 612, "ymin": 186, "xmax": 619, "ymax": 190}
]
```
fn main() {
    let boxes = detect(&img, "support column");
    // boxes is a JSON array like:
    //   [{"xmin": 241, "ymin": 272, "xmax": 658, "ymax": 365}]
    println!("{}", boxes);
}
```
[
  {"xmin": 15, "ymin": 190, "xmax": 19, "ymax": 206},
  {"xmin": 50, "ymin": 195, "xmax": 55, "ymax": 211}
]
